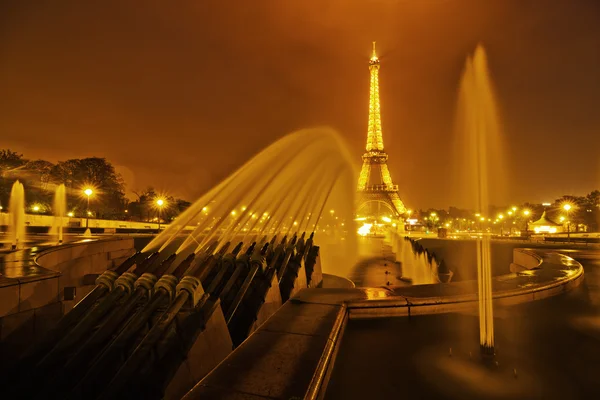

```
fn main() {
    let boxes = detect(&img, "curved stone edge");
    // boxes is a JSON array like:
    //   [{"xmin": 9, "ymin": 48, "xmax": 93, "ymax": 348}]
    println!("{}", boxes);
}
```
[
  {"xmin": 33, "ymin": 236, "xmax": 135, "ymax": 272},
  {"xmin": 347, "ymin": 250, "xmax": 584, "ymax": 319},
  {"xmin": 305, "ymin": 303, "xmax": 347, "ymax": 400}
]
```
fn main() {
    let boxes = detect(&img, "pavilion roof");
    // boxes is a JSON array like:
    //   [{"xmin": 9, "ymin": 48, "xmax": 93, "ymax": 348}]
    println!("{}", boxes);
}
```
[{"xmin": 529, "ymin": 211, "xmax": 562, "ymax": 226}]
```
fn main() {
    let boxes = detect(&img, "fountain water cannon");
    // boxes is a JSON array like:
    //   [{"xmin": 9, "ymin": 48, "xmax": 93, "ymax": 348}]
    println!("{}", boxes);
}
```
[
  {"xmin": 244, "ymin": 242, "xmax": 257, "ymax": 256},
  {"xmin": 101, "ymin": 243, "xmax": 219, "ymax": 399},
  {"xmin": 72, "ymin": 256, "xmax": 190, "ymax": 394},
  {"xmin": 222, "ymin": 242, "xmax": 269, "ymax": 336},
  {"xmin": 232, "ymin": 241, "xmax": 244, "ymax": 256},
  {"xmin": 133, "ymin": 252, "xmax": 160, "ymax": 274},
  {"xmin": 295, "ymin": 232, "xmax": 306, "ymax": 255},
  {"xmin": 12, "ymin": 250, "xmax": 159, "ymax": 384},
  {"xmin": 33, "ymin": 257, "xmax": 163, "ymax": 383},
  {"xmin": 171, "ymin": 253, "xmax": 197, "ymax": 279},
  {"xmin": 206, "ymin": 246, "xmax": 239, "ymax": 297},
  {"xmin": 153, "ymin": 253, "xmax": 178, "ymax": 276},
  {"xmin": 114, "ymin": 251, "xmax": 142, "ymax": 274}
]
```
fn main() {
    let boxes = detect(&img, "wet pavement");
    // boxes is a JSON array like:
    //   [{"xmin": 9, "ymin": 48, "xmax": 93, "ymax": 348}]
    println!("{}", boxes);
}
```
[
  {"xmin": 326, "ymin": 245, "xmax": 600, "ymax": 400},
  {"xmin": 0, "ymin": 234, "xmax": 149, "ymax": 282}
]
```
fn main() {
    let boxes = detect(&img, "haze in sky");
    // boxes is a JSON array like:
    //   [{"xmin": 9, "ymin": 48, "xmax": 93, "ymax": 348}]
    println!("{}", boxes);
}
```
[{"xmin": 1, "ymin": 0, "xmax": 599, "ymax": 208}]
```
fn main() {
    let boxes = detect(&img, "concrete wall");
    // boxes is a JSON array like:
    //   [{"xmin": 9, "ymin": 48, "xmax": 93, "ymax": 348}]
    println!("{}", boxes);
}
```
[
  {"xmin": 0, "ymin": 238, "xmax": 136, "ymax": 361},
  {"xmin": 36, "ymin": 238, "xmax": 137, "ymax": 311},
  {"xmin": 510, "ymin": 248, "xmax": 543, "ymax": 272},
  {"xmin": 165, "ymin": 302, "xmax": 233, "ymax": 400}
]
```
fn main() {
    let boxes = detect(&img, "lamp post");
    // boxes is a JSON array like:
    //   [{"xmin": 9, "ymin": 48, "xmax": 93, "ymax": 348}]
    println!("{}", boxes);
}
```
[
  {"xmin": 156, "ymin": 198, "xmax": 165, "ymax": 231},
  {"xmin": 523, "ymin": 209, "xmax": 531, "ymax": 237},
  {"xmin": 563, "ymin": 203, "xmax": 572, "ymax": 243},
  {"xmin": 84, "ymin": 188, "xmax": 93, "ymax": 228}
]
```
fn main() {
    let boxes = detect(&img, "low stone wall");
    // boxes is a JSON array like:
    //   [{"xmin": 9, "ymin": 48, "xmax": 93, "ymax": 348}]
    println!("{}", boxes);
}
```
[
  {"xmin": 0, "ymin": 238, "xmax": 135, "ymax": 361},
  {"xmin": 36, "ymin": 238, "xmax": 136, "ymax": 312},
  {"xmin": 510, "ymin": 248, "xmax": 542, "ymax": 272}
]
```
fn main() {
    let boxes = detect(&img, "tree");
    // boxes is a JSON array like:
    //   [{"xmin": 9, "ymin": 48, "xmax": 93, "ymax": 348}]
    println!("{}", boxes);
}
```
[
  {"xmin": 50, "ymin": 157, "xmax": 127, "ymax": 217},
  {"xmin": 23, "ymin": 159, "xmax": 55, "ymax": 189},
  {"xmin": 0, "ymin": 149, "xmax": 26, "ymax": 175}
]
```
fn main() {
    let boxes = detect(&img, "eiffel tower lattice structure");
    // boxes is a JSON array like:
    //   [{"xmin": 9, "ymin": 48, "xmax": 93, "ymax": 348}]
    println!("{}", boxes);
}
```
[{"xmin": 356, "ymin": 42, "xmax": 407, "ymax": 219}]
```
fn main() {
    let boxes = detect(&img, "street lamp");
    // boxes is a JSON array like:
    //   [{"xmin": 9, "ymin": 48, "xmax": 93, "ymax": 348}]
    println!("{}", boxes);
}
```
[
  {"xmin": 563, "ymin": 203, "xmax": 572, "ymax": 242},
  {"xmin": 84, "ymin": 188, "xmax": 93, "ymax": 228},
  {"xmin": 523, "ymin": 209, "xmax": 531, "ymax": 236},
  {"xmin": 156, "ymin": 198, "xmax": 165, "ymax": 231}
]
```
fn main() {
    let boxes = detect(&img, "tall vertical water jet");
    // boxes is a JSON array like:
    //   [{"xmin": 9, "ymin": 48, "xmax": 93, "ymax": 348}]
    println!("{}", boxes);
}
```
[
  {"xmin": 53, "ymin": 184, "xmax": 67, "ymax": 244},
  {"xmin": 8, "ymin": 180, "xmax": 25, "ymax": 250},
  {"xmin": 456, "ymin": 45, "xmax": 504, "ymax": 356}
]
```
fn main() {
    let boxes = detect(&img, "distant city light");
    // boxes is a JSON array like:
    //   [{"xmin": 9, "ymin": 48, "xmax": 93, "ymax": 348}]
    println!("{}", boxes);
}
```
[
  {"xmin": 358, "ymin": 223, "xmax": 372, "ymax": 236},
  {"xmin": 32, "ymin": 205, "xmax": 40, "ymax": 212},
  {"xmin": 67, "ymin": 212, "xmax": 74, "ymax": 217}
]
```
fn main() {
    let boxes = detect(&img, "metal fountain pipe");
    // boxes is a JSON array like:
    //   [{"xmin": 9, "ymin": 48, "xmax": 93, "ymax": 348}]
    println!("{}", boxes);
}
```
[
  {"xmin": 100, "ymin": 268, "xmax": 208, "ymax": 400},
  {"xmin": 170, "ymin": 253, "xmax": 196, "ymax": 279},
  {"xmin": 245, "ymin": 241, "xmax": 257, "ymax": 256},
  {"xmin": 231, "ymin": 241, "xmax": 244, "ymax": 256},
  {"xmin": 277, "ymin": 234, "xmax": 298, "ymax": 281},
  {"xmin": 184, "ymin": 241, "xmax": 220, "ymax": 280},
  {"xmin": 193, "ymin": 242, "xmax": 230, "ymax": 284},
  {"xmin": 260, "ymin": 242, "xmax": 269, "ymax": 256},
  {"xmin": 75, "ymin": 261, "xmax": 181, "ymax": 390},
  {"xmin": 9, "ymin": 251, "xmax": 154, "ymax": 388},
  {"xmin": 206, "ymin": 246, "xmax": 239, "ymax": 297},
  {"xmin": 101, "ymin": 238, "xmax": 252, "ymax": 398},
  {"xmin": 72, "ymin": 269, "xmax": 180, "ymax": 396},
  {"xmin": 265, "ymin": 235, "xmax": 278, "ymax": 263},
  {"xmin": 38, "ymin": 254, "xmax": 169, "ymax": 396},
  {"xmin": 295, "ymin": 232, "xmax": 306, "ymax": 255},
  {"xmin": 219, "ymin": 252, "xmax": 252, "ymax": 310},
  {"xmin": 32, "ymin": 253, "xmax": 162, "ymax": 374},
  {"xmin": 113, "ymin": 251, "xmax": 142, "ymax": 274},
  {"xmin": 224, "ymin": 244, "xmax": 267, "ymax": 323}
]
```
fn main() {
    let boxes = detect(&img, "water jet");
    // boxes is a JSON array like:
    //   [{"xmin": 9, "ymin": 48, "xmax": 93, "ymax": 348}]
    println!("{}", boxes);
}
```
[{"xmin": 8, "ymin": 180, "xmax": 25, "ymax": 251}]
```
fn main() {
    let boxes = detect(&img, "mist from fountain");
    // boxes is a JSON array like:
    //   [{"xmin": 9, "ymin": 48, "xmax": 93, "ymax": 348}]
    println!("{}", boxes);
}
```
[
  {"xmin": 8, "ymin": 180, "xmax": 25, "ymax": 250},
  {"xmin": 456, "ymin": 45, "xmax": 504, "ymax": 355},
  {"xmin": 52, "ymin": 184, "xmax": 67, "ymax": 244},
  {"xmin": 394, "ymin": 235, "xmax": 439, "ymax": 285},
  {"xmin": 142, "ymin": 128, "xmax": 358, "ymax": 277}
]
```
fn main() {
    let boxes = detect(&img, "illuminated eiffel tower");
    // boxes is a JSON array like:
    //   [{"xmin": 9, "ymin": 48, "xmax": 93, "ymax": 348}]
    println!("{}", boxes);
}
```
[{"xmin": 356, "ymin": 42, "xmax": 407, "ymax": 219}]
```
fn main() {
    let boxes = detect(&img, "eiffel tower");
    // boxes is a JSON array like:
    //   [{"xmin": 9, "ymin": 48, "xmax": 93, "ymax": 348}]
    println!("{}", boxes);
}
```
[{"xmin": 356, "ymin": 42, "xmax": 407, "ymax": 219}]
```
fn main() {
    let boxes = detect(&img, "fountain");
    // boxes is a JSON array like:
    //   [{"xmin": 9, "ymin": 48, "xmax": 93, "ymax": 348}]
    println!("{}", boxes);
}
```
[
  {"xmin": 5, "ymin": 128, "xmax": 359, "ymax": 399},
  {"xmin": 8, "ymin": 180, "xmax": 25, "ymax": 251},
  {"xmin": 143, "ymin": 127, "xmax": 357, "ymax": 277},
  {"xmin": 456, "ymin": 45, "xmax": 503, "ymax": 356},
  {"xmin": 53, "ymin": 184, "xmax": 67, "ymax": 244}
]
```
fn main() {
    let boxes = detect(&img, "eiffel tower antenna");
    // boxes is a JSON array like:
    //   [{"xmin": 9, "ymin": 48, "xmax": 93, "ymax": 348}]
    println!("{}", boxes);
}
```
[{"xmin": 357, "ymin": 42, "xmax": 407, "ymax": 219}]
